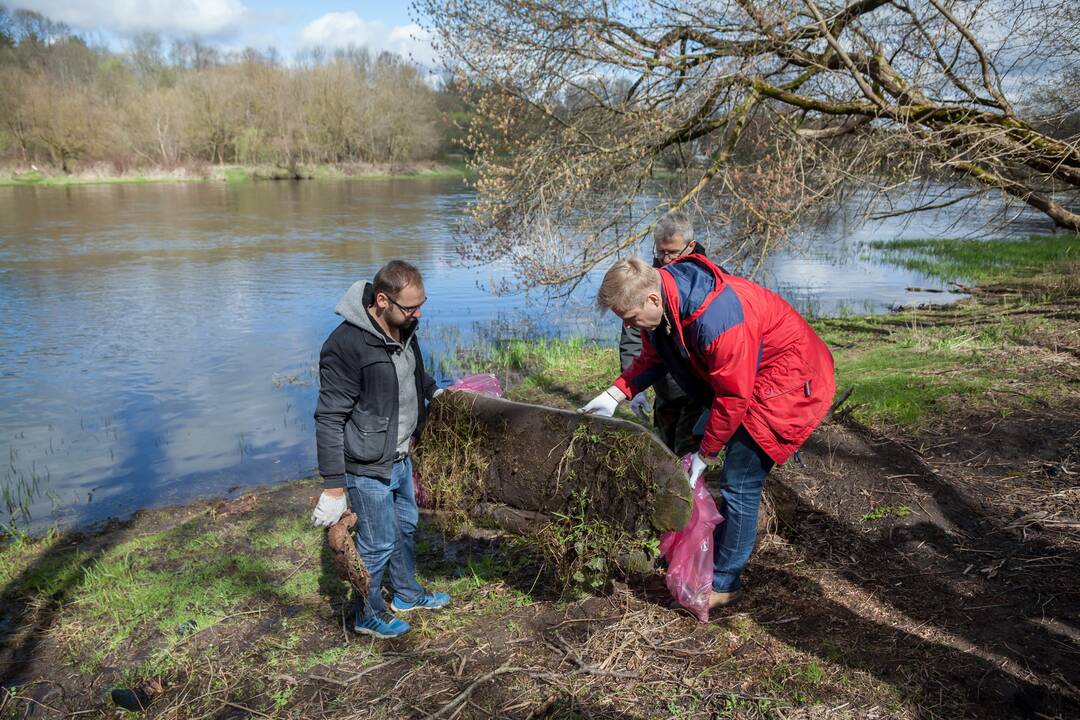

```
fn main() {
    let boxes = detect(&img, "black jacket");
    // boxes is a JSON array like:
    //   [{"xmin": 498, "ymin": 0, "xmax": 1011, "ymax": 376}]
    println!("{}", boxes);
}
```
[
  {"xmin": 315, "ymin": 282, "xmax": 436, "ymax": 488},
  {"xmin": 618, "ymin": 244, "xmax": 715, "ymax": 402}
]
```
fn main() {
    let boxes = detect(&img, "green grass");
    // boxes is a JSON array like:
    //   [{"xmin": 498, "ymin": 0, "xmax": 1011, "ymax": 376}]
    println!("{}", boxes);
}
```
[
  {"xmin": 453, "ymin": 302, "xmax": 1070, "ymax": 431},
  {"xmin": 865, "ymin": 234, "xmax": 1079, "ymax": 284},
  {"xmin": 455, "ymin": 324, "xmax": 1003, "ymax": 429},
  {"xmin": 444, "ymin": 322, "xmax": 998, "ymax": 429},
  {"xmin": 0, "ymin": 507, "xmax": 334, "ymax": 675},
  {"xmin": 301, "ymin": 645, "xmax": 351, "ymax": 671},
  {"xmin": 831, "ymin": 339, "xmax": 992, "ymax": 426},
  {"xmin": 343, "ymin": 165, "xmax": 473, "ymax": 181},
  {"xmin": 0, "ymin": 529, "xmax": 85, "ymax": 598},
  {"xmin": 862, "ymin": 505, "xmax": 913, "ymax": 522},
  {"xmin": 223, "ymin": 166, "xmax": 251, "ymax": 183},
  {"xmin": 0, "ymin": 172, "xmax": 199, "ymax": 187},
  {"xmin": 814, "ymin": 231, "xmax": 1078, "ymax": 428},
  {"xmin": 440, "ymin": 337, "xmax": 622, "ymax": 412}
]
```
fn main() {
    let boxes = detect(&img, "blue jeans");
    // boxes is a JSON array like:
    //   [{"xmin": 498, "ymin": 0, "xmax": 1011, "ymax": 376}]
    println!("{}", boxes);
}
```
[
  {"xmin": 712, "ymin": 426, "xmax": 775, "ymax": 593},
  {"xmin": 346, "ymin": 457, "xmax": 425, "ymax": 621}
]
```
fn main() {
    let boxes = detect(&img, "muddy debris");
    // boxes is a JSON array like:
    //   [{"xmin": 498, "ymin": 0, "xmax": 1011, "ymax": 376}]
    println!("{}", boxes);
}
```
[
  {"xmin": 326, "ymin": 510, "xmax": 370, "ymax": 595},
  {"xmin": 109, "ymin": 679, "xmax": 162, "ymax": 712}
]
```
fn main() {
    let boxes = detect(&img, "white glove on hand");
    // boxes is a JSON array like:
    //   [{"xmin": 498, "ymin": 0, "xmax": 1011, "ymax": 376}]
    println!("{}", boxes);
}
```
[
  {"xmin": 577, "ymin": 387, "xmax": 623, "ymax": 417},
  {"xmin": 629, "ymin": 392, "xmax": 652, "ymax": 420},
  {"xmin": 688, "ymin": 452, "xmax": 709, "ymax": 489},
  {"xmin": 311, "ymin": 491, "xmax": 348, "ymax": 527}
]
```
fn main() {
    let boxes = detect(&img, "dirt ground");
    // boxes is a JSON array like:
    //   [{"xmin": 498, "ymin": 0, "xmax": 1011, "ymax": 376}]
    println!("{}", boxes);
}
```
[{"xmin": 0, "ymin": 284, "xmax": 1077, "ymax": 719}]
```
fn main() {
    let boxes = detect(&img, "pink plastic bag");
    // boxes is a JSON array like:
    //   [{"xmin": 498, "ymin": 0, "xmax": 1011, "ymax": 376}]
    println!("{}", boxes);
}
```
[
  {"xmin": 658, "ymin": 455, "xmax": 724, "ymax": 622},
  {"xmin": 415, "ymin": 374, "xmax": 504, "ymax": 508},
  {"xmin": 448, "ymin": 373, "xmax": 503, "ymax": 397}
]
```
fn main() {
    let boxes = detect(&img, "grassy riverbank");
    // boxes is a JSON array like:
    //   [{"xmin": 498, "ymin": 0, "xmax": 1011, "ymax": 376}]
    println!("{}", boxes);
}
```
[
  {"xmin": 456, "ymin": 233, "xmax": 1078, "ymax": 430},
  {"xmin": 0, "ymin": 161, "xmax": 473, "ymax": 188},
  {"xmin": 0, "ymin": 235, "xmax": 1077, "ymax": 719}
]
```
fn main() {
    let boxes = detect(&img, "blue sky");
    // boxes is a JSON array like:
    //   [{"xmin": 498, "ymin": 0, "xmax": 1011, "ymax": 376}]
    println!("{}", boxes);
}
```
[{"xmin": 7, "ymin": 1, "xmax": 435, "ymax": 64}]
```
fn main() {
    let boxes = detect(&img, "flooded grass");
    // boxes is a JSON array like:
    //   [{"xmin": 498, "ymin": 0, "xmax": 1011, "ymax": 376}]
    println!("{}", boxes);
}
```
[{"xmin": 864, "ymin": 233, "xmax": 1079, "ymax": 284}]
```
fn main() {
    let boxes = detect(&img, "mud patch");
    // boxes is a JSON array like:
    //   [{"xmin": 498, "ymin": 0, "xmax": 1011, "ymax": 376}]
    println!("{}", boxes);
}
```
[{"xmin": 766, "ymin": 411, "xmax": 1080, "ymax": 718}]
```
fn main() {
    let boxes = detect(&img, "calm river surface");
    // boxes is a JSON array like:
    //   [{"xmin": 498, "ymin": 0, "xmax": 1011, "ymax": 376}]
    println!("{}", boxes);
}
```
[{"xmin": 0, "ymin": 178, "xmax": 1055, "ymax": 532}]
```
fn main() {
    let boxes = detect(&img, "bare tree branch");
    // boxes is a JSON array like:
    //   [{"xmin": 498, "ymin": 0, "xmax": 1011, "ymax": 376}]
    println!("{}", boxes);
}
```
[{"xmin": 420, "ymin": 0, "xmax": 1080, "ymax": 290}]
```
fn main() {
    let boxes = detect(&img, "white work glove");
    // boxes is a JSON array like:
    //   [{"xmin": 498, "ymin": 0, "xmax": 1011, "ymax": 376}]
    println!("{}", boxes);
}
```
[
  {"xmin": 311, "ymin": 491, "xmax": 348, "ymax": 527},
  {"xmin": 629, "ymin": 392, "xmax": 652, "ymax": 420},
  {"xmin": 687, "ymin": 452, "xmax": 710, "ymax": 489},
  {"xmin": 577, "ymin": 386, "xmax": 624, "ymax": 417}
]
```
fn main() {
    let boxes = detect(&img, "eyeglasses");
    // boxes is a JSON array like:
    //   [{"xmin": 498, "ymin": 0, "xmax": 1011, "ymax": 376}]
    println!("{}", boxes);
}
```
[
  {"xmin": 653, "ymin": 239, "xmax": 693, "ymax": 265},
  {"xmin": 388, "ymin": 295, "xmax": 425, "ymax": 316}
]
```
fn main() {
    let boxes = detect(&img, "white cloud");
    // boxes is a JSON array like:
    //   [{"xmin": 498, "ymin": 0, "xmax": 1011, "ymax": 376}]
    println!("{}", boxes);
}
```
[
  {"xmin": 10, "ymin": 0, "xmax": 248, "ymax": 37},
  {"xmin": 297, "ymin": 12, "xmax": 435, "ymax": 67}
]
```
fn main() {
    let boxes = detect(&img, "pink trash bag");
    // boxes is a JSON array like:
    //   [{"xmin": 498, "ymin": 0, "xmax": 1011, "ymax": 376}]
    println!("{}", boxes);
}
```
[
  {"xmin": 414, "ymin": 373, "xmax": 504, "ymax": 508},
  {"xmin": 658, "ymin": 455, "xmax": 724, "ymax": 622},
  {"xmin": 448, "ymin": 373, "xmax": 503, "ymax": 396}
]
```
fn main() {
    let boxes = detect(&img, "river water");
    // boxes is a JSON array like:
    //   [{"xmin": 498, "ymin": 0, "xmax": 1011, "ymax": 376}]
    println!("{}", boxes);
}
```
[{"xmin": 0, "ymin": 178, "xmax": 1055, "ymax": 532}]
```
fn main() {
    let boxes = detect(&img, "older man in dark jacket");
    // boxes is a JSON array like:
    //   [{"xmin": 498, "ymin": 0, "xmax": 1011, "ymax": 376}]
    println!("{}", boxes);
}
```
[
  {"xmin": 311, "ymin": 260, "xmax": 449, "ymax": 639},
  {"xmin": 620, "ymin": 211, "xmax": 711, "ymax": 456}
]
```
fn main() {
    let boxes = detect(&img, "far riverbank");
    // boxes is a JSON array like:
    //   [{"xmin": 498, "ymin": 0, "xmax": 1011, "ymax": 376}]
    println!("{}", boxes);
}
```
[{"xmin": 0, "ymin": 160, "xmax": 473, "ymax": 188}]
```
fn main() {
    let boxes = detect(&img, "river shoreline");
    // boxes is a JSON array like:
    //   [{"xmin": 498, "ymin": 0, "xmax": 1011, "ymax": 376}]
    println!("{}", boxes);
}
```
[
  {"xmin": 0, "ymin": 160, "xmax": 473, "ymax": 188},
  {"xmin": 0, "ymin": 239, "xmax": 1077, "ymax": 717},
  {"xmin": 2, "ymin": 234, "xmax": 1077, "ymax": 541}
]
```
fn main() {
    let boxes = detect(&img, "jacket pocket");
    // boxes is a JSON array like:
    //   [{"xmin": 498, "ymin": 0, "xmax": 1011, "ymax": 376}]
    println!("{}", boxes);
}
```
[
  {"xmin": 344, "ymin": 412, "xmax": 390, "ymax": 463},
  {"xmin": 755, "ymin": 377, "xmax": 819, "ymax": 443}
]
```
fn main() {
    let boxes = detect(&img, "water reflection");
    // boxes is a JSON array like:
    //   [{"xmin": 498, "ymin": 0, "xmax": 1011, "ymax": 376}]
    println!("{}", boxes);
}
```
[{"xmin": 0, "ymin": 179, "xmax": 1057, "ymax": 532}]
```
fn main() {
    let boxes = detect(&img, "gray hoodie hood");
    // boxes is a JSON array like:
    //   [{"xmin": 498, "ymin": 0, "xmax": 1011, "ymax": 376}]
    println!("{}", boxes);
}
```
[
  {"xmin": 334, "ymin": 280, "xmax": 420, "ymax": 454},
  {"xmin": 335, "ymin": 281, "xmax": 415, "ymax": 349}
]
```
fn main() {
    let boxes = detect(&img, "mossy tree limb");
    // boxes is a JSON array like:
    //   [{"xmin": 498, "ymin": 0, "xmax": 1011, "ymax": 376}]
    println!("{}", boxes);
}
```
[{"xmin": 415, "ymin": 392, "xmax": 692, "ymax": 594}]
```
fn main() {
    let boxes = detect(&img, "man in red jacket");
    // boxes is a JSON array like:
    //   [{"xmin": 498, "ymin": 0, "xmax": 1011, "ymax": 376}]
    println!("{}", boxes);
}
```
[{"xmin": 580, "ymin": 254, "xmax": 835, "ymax": 608}]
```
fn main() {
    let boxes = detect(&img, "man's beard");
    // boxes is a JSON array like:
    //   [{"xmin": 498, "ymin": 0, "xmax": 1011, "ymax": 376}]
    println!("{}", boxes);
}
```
[{"xmin": 387, "ymin": 315, "xmax": 416, "ymax": 331}]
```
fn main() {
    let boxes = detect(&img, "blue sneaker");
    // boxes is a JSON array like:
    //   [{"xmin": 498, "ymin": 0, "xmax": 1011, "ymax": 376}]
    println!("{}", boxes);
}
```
[
  {"xmin": 390, "ymin": 592, "xmax": 451, "ymax": 613},
  {"xmin": 354, "ymin": 612, "xmax": 410, "ymax": 638}
]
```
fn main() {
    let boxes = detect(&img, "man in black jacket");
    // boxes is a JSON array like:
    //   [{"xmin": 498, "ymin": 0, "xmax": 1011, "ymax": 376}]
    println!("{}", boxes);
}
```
[
  {"xmin": 620, "ymin": 211, "xmax": 711, "ymax": 456},
  {"xmin": 311, "ymin": 260, "xmax": 449, "ymax": 639}
]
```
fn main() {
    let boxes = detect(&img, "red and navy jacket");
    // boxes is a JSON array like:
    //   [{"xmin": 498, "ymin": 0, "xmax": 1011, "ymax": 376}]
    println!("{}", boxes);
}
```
[{"xmin": 614, "ymin": 255, "xmax": 835, "ymax": 464}]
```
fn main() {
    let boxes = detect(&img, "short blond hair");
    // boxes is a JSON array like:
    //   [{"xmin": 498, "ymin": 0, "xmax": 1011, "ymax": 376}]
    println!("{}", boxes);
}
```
[{"xmin": 596, "ymin": 258, "xmax": 661, "ymax": 312}]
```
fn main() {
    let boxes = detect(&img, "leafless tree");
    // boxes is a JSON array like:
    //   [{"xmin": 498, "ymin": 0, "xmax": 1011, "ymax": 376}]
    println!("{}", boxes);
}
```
[
  {"xmin": 127, "ymin": 32, "xmax": 165, "ymax": 84},
  {"xmin": 419, "ymin": 0, "xmax": 1080, "ymax": 289},
  {"xmin": 21, "ymin": 71, "xmax": 100, "ymax": 172},
  {"xmin": 0, "ymin": 5, "xmax": 477, "ymax": 174}
]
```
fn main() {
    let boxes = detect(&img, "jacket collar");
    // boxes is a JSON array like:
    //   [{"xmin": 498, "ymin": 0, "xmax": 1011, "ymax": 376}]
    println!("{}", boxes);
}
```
[{"xmin": 656, "ymin": 254, "xmax": 726, "ymax": 373}]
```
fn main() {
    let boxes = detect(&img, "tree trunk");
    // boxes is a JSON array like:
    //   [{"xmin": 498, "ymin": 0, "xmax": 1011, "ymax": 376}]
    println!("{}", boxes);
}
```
[{"xmin": 416, "ymin": 392, "xmax": 693, "ymax": 535}]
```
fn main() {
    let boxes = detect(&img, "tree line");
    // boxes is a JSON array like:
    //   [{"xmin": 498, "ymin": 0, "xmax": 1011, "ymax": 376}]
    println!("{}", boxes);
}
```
[{"xmin": 0, "ymin": 6, "xmax": 465, "ymax": 175}]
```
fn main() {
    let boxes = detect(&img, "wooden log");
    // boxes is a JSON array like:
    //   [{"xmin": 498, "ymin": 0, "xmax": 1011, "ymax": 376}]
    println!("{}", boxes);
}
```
[{"xmin": 416, "ymin": 392, "xmax": 692, "ymax": 535}]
